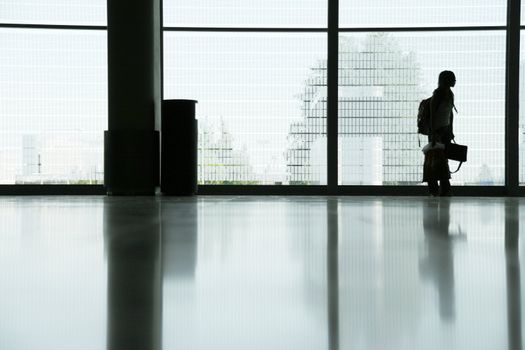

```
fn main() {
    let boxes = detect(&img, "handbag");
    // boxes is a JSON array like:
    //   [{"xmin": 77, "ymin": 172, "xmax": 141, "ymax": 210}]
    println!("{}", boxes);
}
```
[{"xmin": 445, "ymin": 140, "xmax": 467, "ymax": 174}]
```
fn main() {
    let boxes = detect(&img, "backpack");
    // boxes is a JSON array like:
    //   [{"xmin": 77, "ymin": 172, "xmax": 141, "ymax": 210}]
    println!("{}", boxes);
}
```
[{"xmin": 417, "ymin": 97, "xmax": 432, "ymax": 135}]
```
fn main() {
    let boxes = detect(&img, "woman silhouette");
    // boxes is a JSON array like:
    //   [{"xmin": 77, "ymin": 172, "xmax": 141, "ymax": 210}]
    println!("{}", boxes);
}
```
[{"xmin": 423, "ymin": 70, "xmax": 456, "ymax": 196}]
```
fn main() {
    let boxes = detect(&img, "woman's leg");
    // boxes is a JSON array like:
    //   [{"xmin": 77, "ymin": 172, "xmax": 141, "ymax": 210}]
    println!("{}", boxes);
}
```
[
  {"xmin": 440, "ymin": 179, "xmax": 452, "ymax": 196},
  {"xmin": 428, "ymin": 181, "xmax": 439, "ymax": 196}
]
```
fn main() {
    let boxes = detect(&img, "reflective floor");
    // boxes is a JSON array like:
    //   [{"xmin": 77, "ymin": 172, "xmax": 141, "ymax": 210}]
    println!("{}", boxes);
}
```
[{"xmin": 0, "ymin": 196, "xmax": 523, "ymax": 350}]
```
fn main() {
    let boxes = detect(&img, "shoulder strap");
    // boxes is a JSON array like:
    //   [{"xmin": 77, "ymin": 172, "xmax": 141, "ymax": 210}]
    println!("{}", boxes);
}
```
[{"xmin": 429, "ymin": 97, "xmax": 434, "ymax": 145}]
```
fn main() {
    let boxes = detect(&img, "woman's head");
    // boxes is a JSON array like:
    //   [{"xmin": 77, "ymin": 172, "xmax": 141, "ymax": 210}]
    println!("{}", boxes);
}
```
[{"xmin": 438, "ymin": 70, "xmax": 456, "ymax": 88}]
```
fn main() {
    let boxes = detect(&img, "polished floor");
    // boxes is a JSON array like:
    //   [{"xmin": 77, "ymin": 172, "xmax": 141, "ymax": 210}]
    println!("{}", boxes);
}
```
[{"xmin": 0, "ymin": 196, "xmax": 523, "ymax": 350}]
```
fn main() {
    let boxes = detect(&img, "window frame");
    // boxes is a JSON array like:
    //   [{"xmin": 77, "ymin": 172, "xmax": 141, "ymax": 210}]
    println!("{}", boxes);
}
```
[
  {"xmin": 0, "ymin": 21, "xmax": 107, "ymax": 191},
  {"xmin": 163, "ymin": 0, "xmax": 520, "ymax": 195},
  {"xmin": 0, "ymin": 0, "xmax": 521, "ymax": 195}
]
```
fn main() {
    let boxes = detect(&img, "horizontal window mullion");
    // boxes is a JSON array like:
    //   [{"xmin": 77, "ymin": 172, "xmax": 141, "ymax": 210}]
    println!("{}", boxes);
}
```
[
  {"xmin": 0, "ymin": 25, "xmax": 506, "ymax": 33},
  {"xmin": 0, "ymin": 23, "xmax": 107, "ymax": 31},
  {"xmin": 339, "ymin": 26, "xmax": 507, "ymax": 32},
  {"xmin": 163, "ymin": 27, "xmax": 328, "ymax": 33},
  {"xmin": 163, "ymin": 26, "xmax": 508, "ymax": 33}
]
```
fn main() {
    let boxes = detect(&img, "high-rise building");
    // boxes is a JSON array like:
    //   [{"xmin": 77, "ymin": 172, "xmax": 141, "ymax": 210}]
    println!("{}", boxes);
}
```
[{"xmin": 287, "ymin": 34, "xmax": 423, "ymax": 185}]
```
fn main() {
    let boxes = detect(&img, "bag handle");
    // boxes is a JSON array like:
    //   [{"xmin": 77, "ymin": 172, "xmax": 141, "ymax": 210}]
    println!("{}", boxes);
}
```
[
  {"xmin": 450, "ymin": 162, "xmax": 463, "ymax": 174},
  {"xmin": 448, "ymin": 139, "xmax": 463, "ymax": 174}
]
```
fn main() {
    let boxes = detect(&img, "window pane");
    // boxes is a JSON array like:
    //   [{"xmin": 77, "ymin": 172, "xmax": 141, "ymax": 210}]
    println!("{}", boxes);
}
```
[
  {"xmin": 164, "ymin": 32, "xmax": 327, "ymax": 185},
  {"xmin": 338, "ymin": 32, "xmax": 505, "ymax": 185},
  {"xmin": 0, "ymin": 29, "xmax": 107, "ymax": 184},
  {"xmin": 340, "ymin": 0, "xmax": 506, "ymax": 28},
  {"xmin": 0, "ymin": 0, "xmax": 106, "ymax": 25},
  {"xmin": 519, "ymin": 30, "xmax": 525, "ymax": 185},
  {"xmin": 163, "ymin": 0, "xmax": 327, "ymax": 28}
]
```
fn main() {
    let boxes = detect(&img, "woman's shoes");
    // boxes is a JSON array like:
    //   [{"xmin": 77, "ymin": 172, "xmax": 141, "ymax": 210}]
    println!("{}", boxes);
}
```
[
  {"xmin": 427, "ymin": 181, "xmax": 452, "ymax": 197},
  {"xmin": 440, "ymin": 190, "xmax": 453, "ymax": 197},
  {"xmin": 428, "ymin": 182, "xmax": 439, "ymax": 197},
  {"xmin": 439, "ymin": 180, "xmax": 452, "ymax": 197}
]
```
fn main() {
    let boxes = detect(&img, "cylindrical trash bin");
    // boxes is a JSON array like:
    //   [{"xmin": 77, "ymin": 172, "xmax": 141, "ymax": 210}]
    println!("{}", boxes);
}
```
[{"xmin": 161, "ymin": 99, "xmax": 198, "ymax": 195}]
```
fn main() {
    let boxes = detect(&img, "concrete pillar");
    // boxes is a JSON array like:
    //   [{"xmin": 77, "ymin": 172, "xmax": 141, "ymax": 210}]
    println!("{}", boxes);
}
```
[{"xmin": 105, "ymin": 0, "xmax": 161, "ymax": 195}]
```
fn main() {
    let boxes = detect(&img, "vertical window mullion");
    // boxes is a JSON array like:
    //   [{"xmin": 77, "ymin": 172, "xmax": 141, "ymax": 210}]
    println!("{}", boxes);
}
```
[
  {"xmin": 327, "ymin": 0, "xmax": 339, "ymax": 192},
  {"xmin": 506, "ymin": 0, "xmax": 521, "ymax": 194}
]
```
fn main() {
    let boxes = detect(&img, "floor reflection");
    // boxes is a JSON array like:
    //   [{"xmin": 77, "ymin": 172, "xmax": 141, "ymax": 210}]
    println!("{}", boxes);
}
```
[
  {"xmin": 339, "ymin": 200, "xmax": 426, "ymax": 349},
  {"xmin": 162, "ymin": 198, "xmax": 328, "ymax": 350},
  {"xmin": 0, "ymin": 198, "xmax": 106, "ymax": 350},
  {"xmin": 327, "ymin": 199, "xmax": 339, "ymax": 350},
  {"xmin": 96, "ymin": 197, "xmax": 523, "ymax": 350},
  {"xmin": 161, "ymin": 200, "xmax": 198, "ymax": 281},
  {"xmin": 3, "ymin": 196, "xmax": 525, "ymax": 350},
  {"xmin": 160, "ymin": 199, "xmax": 199, "ymax": 350},
  {"xmin": 505, "ymin": 200, "xmax": 522, "ymax": 350},
  {"xmin": 104, "ymin": 198, "xmax": 162, "ymax": 350},
  {"xmin": 420, "ymin": 199, "xmax": 464, "ymax": 322}
]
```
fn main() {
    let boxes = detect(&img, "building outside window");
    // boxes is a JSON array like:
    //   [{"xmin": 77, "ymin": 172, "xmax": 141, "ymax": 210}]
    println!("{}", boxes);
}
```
[{"xmin": 0, "ymin": 2, "xmax": 107, "ymax": 185}]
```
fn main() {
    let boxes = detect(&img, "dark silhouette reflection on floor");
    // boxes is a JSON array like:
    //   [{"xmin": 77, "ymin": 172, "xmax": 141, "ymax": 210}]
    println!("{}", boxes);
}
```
[
  {"xmin": 420, "ymin": 199, "xmax": 465, "ymax": 322},
  {"xmin": 161, "ymin": 199, "xmax": 198, "ymax": 280},
  {"xmin": 505, "ymin": 200, "xmax": 522, "ymax": 350},
  {"xmin": 104, "ymin": 198, "xmax": 162, "ymax": 350},
  {"xmin": 104, "ymin": 198, "xmax": 199, "ymax": 350},
  {"xmin": 327, "ymin": 199, "xmax": 339, "ymax": 350}
]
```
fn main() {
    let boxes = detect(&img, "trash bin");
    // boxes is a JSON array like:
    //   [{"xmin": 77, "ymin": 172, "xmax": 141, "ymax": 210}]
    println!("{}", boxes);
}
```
[{"xmin": 161, "ymin": 99, "xmax": 198, "ymax": 195}]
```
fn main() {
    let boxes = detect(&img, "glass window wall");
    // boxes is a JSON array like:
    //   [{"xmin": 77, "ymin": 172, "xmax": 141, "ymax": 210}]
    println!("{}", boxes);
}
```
[
  {"xmin": 340, "ymin": 0, "xmax": 507, "ymax": 28},
  {"xmin": 163, "ymin": 0, "xmax": 327, "ymax": 28},
  {"xmin": 338, "ymin": 31, "xmax": 506, "ymax": 186},
  {"xmin": 0, "ymin": 0, "xmax": 106, "ymax": 25},
  {"xmin": 164, "ymin": 32, "xmax": 327, "ymax": 185},
  {"xmin": 518, "ymin": 30, "xmax": 525, "ymax": 186},
  {"xmin": 0, "ymin": 29, "xmax": 107, "ymax": 184}
]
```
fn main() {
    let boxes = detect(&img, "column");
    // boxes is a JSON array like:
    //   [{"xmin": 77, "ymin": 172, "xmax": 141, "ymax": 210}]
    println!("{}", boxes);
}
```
[{"xmin": 105, "ymin": 0, "xmax": 162, "ymax": 195}]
